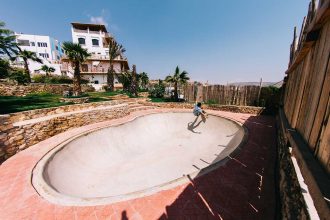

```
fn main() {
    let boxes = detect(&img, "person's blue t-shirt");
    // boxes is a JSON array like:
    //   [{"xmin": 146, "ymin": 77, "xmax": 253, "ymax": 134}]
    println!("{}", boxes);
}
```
[{"xmin": 193, "ymin": 104, "xmax": 203, "ymax": 116}]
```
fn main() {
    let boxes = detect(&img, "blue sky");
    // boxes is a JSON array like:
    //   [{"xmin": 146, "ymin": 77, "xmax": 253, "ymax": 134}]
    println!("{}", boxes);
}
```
[{"xmin": 0, "ymin": 0, "xmax": 309, "ymax": 84}]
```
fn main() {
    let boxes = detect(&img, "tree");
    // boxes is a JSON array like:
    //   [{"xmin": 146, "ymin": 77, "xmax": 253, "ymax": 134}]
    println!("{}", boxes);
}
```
[
  {"xmin": 62, "ymin": 42, "xmax": 90, "ymax": 96},
  {"xmin": 130, "ymin": 65, "xmax": 138, "ymax": 96},
  {"xmin": 165, "ymin": 66, "xmax": 190, "ymax": 101},
  {"xmin": 107, "ymin": 38, "xmax": 125, "ymax": 91},
  {"xmin": 16, "ymin": 49, "xmax": 42, "ymax": 82},
  {"xmin": 40, "ymin": 65, "xmax": 55, "ymax": 76},
  {"xmin": 139, "ymin": 72, "xmax": 149, "ymax": 90},
  {"xmin": 118, "ymin": 71, "xmax": 132, "ymax": 92},
  {"xmin": 0, "ymin": 21, "xmax": 18, "ymax": 60}
]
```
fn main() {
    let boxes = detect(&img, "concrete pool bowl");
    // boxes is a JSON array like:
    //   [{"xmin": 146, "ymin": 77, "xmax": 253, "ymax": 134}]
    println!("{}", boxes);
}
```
[{"xmin": 32, "ymin": 112, "xmax": 247, "ymax": 206}]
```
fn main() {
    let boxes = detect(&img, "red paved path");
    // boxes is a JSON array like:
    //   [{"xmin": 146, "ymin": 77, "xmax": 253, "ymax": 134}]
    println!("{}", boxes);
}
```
[{"xmin": 0, "ymin": 109, "xmax": 276, "ymax": 220}]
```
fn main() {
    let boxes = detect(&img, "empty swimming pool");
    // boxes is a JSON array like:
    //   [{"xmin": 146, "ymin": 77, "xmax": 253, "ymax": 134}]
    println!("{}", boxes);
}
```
[{"xmin": 32, "ymin": 112, "xmax": 246, "ymax": 206}]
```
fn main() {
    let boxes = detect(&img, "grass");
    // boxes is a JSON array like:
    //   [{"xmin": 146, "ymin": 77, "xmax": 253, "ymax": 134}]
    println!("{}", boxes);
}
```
[
  {"xmin": 0, "ymin": 93, "xmax": 71, "ymax": 114},
  {"xmin": 149, "ymin": 97, "xmax": 172, "ymax": 102},
  {"xmin": 0, "ymin": 90, "xmax": 132, "ymax": 114}
]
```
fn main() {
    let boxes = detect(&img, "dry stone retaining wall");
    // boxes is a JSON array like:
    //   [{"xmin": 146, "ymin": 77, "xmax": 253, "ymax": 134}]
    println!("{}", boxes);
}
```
[
  {"xmin": 0, "ymin": 101, "xmax": 130, "ymax": 163},
  {"xmin": 0, "ymin": 83, "xmax": 95, "ymax": 96}
]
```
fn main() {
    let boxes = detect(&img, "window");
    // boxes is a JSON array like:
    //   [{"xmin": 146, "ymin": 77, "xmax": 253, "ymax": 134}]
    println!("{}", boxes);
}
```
[
  {"xmin": 55, "ymin": 45, "xmax": 59, "ymax": 50},
  {"xmin": 81, "ymin": 64, "xmax": 88, "ymax": 72},
  {"xmin": 78, "ymin": 38, "xmax": 85, "ymax": 45},
  {"xmin": 37, "ymin": 42, "xmax": 47, "ymax": 47},
  {"xmin": 30, "ymin": 42, "xmax": 35, "ymax": 46},
  {"xmin": 92, "ymin": 39, "xmax": 99, "ymax": 46},
  {"xmin": 17, "ymin": 40, "xmax": 30, "ymax": 46},
  {"xmin": 39, "ymin": 53, "xmax": 49, "ymax": 58}
]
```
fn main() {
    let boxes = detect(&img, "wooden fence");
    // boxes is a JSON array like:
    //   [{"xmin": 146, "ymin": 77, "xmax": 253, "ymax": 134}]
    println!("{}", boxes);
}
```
[
  {"xmin": 182, "ymin": 84, "xmax": 260, "ymax": 106},
  {"xmin": 283, "ymin": 0, "xmax": 330, "ymax": 173}
]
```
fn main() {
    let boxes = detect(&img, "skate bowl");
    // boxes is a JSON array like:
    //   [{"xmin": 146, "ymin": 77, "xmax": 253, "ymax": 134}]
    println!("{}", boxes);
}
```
[{"xmin": 32, "ymin": 112, "xmax": 247, "ymax": 206}]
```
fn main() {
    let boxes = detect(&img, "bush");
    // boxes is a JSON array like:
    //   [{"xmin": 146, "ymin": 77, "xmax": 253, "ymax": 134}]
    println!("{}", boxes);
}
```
[
  {"xmin": 9, "ymin": 69, "xmax": 29, "ymax": 84},
  {"xmin": 0, "ymin": 59, "xmax": 11, "ymax": 79},
  {"xmin": 32, "ymin": 74, "xmax": 89, "ymax": 84},
  {"xmin": 32, "ymin": 74, "xmax": 47, "ymax": 83},
  {"xmin": 46, "ymin": 75, "xmax": 73, "ymax": 84},
  {"xmin": 80, "ymin": 78, "xmax": 89, "ymax": 84},
  {"xmin": 259, "ymin": 86, "xmax": 281, "ymax": 115},
  {"xmin": 149, "ymin": 83, "xmax": 165, "ymax": 98}
]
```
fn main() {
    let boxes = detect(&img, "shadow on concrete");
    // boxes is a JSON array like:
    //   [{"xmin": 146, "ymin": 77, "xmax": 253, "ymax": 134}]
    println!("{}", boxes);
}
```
[
  {"xmin": 187, "ymin": 115, "xmax": 204, "ymax": 134},
  {"xmin": 157, "ymin": 115, "xmax": 277, "ymax": 219},
  {"xmin": 121, "ymin": 210, "xmax": 129, "ymax": 220}
]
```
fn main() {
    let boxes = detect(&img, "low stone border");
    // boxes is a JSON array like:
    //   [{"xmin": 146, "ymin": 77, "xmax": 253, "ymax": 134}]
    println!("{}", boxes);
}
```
[
  {"xmin": 142, "ymin": 102, "xmax": 264, "ymax": 115},
  {"xmin": 59, "ymin": 97, "xmax": 89, "ymax": 104},
  {"xmin": 0, "ymin": 83, "xmax": 95, "ymax": 96}
]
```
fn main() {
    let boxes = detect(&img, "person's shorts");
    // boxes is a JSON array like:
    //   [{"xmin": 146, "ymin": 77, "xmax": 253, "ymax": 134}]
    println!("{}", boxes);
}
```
[{"xmin": 193, "ymin": 111, "xmax": 201, "ymax": 116}]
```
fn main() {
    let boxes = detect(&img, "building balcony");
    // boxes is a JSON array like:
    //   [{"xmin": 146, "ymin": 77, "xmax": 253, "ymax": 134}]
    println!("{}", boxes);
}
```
[{"xmin": 73, "ymin": 28, "xmax": 88, "ymax": 33}]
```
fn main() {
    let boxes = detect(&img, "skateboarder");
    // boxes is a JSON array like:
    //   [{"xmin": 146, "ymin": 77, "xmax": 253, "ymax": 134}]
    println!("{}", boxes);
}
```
[{"xmin": 193, "ymin": 102, "xmax": 207, "ymax": 121}]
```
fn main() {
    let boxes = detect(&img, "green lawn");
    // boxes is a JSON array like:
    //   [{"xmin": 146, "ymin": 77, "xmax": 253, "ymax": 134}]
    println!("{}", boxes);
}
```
[{"xmin": 0, "ymin": 91, "xmax": 128, "ymax": 114}]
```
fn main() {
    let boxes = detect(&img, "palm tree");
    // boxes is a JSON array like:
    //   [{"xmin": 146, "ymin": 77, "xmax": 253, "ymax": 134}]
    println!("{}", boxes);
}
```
[
  {"xmin": 0, "ymin": 21, "xmax": 18, "ymax": 59},
  {"xmin": 139, "ymin": 72, "xmax": 149, "ymax": 90},
  {"xmin": 165, "ymin": 66, "xmax": 190, "ymax": 101},
  {"xmin": 108, "ymin": 38, "xmax": 125, "ymax": 91},
  {"xmin": 119, "ymin": 71, "xmax": 132, "ymax": 92},
  {"xmin": 17, "ymin": 49, "xmax": 43, "ymax": 82},
  {"xmin": 62, "ymin": 42, "xmax": 90, "ymax": 96},
  {"xmin": 130, "ymin": 65, "xmax": 138, "ymax": 96},
  {"xmin": 40, "ymin": 65, "xmax": 55, "ymax": 76}
]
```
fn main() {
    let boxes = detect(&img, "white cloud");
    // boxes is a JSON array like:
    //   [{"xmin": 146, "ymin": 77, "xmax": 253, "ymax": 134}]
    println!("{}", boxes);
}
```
[{"xmin": 90, "ymin": 16, "xmax": 108, "ymax": 27}]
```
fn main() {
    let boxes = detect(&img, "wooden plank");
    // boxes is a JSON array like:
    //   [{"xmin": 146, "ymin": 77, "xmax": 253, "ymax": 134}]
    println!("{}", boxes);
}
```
[
  {"xmin": 309, "ymin": 52, "xmax": 330, "ymax": 148},
  {"xmin": 303, "ymin": 21, "xmax": 330, "ymax": 145},
  {"xmin": 295, "ymin": 30, "xmax": 322, "ymax": 140},
  {"xmin": 315, "ymin": 94, "xmax": 330, "ymax": 173}
]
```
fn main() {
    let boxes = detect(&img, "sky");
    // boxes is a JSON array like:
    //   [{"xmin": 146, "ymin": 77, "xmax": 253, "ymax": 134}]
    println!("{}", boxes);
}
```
[{"xmin": 0, "ymin": 0, "xmax": 310, "ymax": 84}]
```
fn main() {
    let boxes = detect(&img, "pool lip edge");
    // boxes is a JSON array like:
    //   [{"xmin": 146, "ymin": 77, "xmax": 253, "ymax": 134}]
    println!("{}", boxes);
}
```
[{"xmin": 31, "ymin": 109, "xmax": 249, "ymax": 206}]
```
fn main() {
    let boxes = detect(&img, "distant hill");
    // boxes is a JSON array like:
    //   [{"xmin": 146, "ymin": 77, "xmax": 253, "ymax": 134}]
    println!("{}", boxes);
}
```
[{"xmin": 228, "ymin": 81, "xmax": 283, "ymax": 88}]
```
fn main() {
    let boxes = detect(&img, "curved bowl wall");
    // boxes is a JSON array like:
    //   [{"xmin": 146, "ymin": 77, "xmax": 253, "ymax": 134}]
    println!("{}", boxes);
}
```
[{"xmin": 32, "ymin": 112, "xmax": 247, "ymax": 206}]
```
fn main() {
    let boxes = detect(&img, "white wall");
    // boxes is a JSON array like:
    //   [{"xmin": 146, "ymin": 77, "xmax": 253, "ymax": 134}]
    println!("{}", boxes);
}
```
[
  {"xmin": 15, "ymin": 33, "xmax": 62, "ymax": 75},
  {"xmin": 71, "ymin": 28, "xmax": 108, "ymax": 56}
]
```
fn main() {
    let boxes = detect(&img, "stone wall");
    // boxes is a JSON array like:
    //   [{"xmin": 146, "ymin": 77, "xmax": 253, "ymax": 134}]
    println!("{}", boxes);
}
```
[
  {"xmin": 0, "ymin": 83, "xmax": 95, "ymax": 96},
  {"xmin": 0, "ymin": 100, "xmax": 130, "ymax": 163},
  {"xmin": 8, "ymin": 100, "xmax": 124, "ymax": 122},
  {"xmin": 276, "ymin": 119, "xmax": 309, "ymax": 219},
  {"xmin": 143, "ymin": 102, "xmax": 264, "ymax": 115}
]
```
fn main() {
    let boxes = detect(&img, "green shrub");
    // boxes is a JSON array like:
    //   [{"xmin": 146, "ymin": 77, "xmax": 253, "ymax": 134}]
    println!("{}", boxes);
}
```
[
  {"xmin": 9, "ymin": 69, "xmax": 29, "ymax": 84},
  {"xmin": 45, "ymin": 75, "xmax": 73, "ymax": 84},
  {"xmin": 149, "ymin": 83, "xmax": 165, "ymax": 98},
  {"xmin": 32, "ymin": 74, "xmax": 47, "ymax": 83},
  {"xmin": 259, "ymin": 86, "xmax": 281, "ymax": 115},
  {"xmin": 32, "ymin": 74, "xmax": 89, "ymax": 84},
  {"xmin": 80, "ymin": 78, "xmax": 89, "ymax": 84},
  {"xmin": 206, "ymin": 99, "xmax": 218, "ymax": 105},
  {"xmin": 0, "ymin": 59, "xmax": 11, "ymax": 79}
]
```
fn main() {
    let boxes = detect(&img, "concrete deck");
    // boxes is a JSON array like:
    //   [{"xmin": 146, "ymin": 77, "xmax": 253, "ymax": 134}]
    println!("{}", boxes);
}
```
[{"xmin": 0, "ymin": 108, "xmax": 277, "ymax": 220}]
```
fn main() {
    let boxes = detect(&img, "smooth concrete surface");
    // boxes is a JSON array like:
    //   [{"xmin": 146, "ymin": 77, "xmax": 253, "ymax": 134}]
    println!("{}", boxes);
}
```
[{"xmin": 33, "ymin": 112, "xmax": 245, "ymax": 205}]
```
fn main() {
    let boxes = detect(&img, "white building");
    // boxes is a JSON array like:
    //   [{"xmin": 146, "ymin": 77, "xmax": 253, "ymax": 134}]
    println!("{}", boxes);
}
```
[
  {"xmin": 61, "ymin": 23, "xmax": 129, "ymax": 89},
  {"xmin": 14, "ymin": 33, "xmax": 64, "ymax": 75}
]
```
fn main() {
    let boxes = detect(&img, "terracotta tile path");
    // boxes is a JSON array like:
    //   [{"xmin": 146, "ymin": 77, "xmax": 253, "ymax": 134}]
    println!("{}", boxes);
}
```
[{"xmin": 0, "ymin": 109, "xmax": 277, "ymax": 220}]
